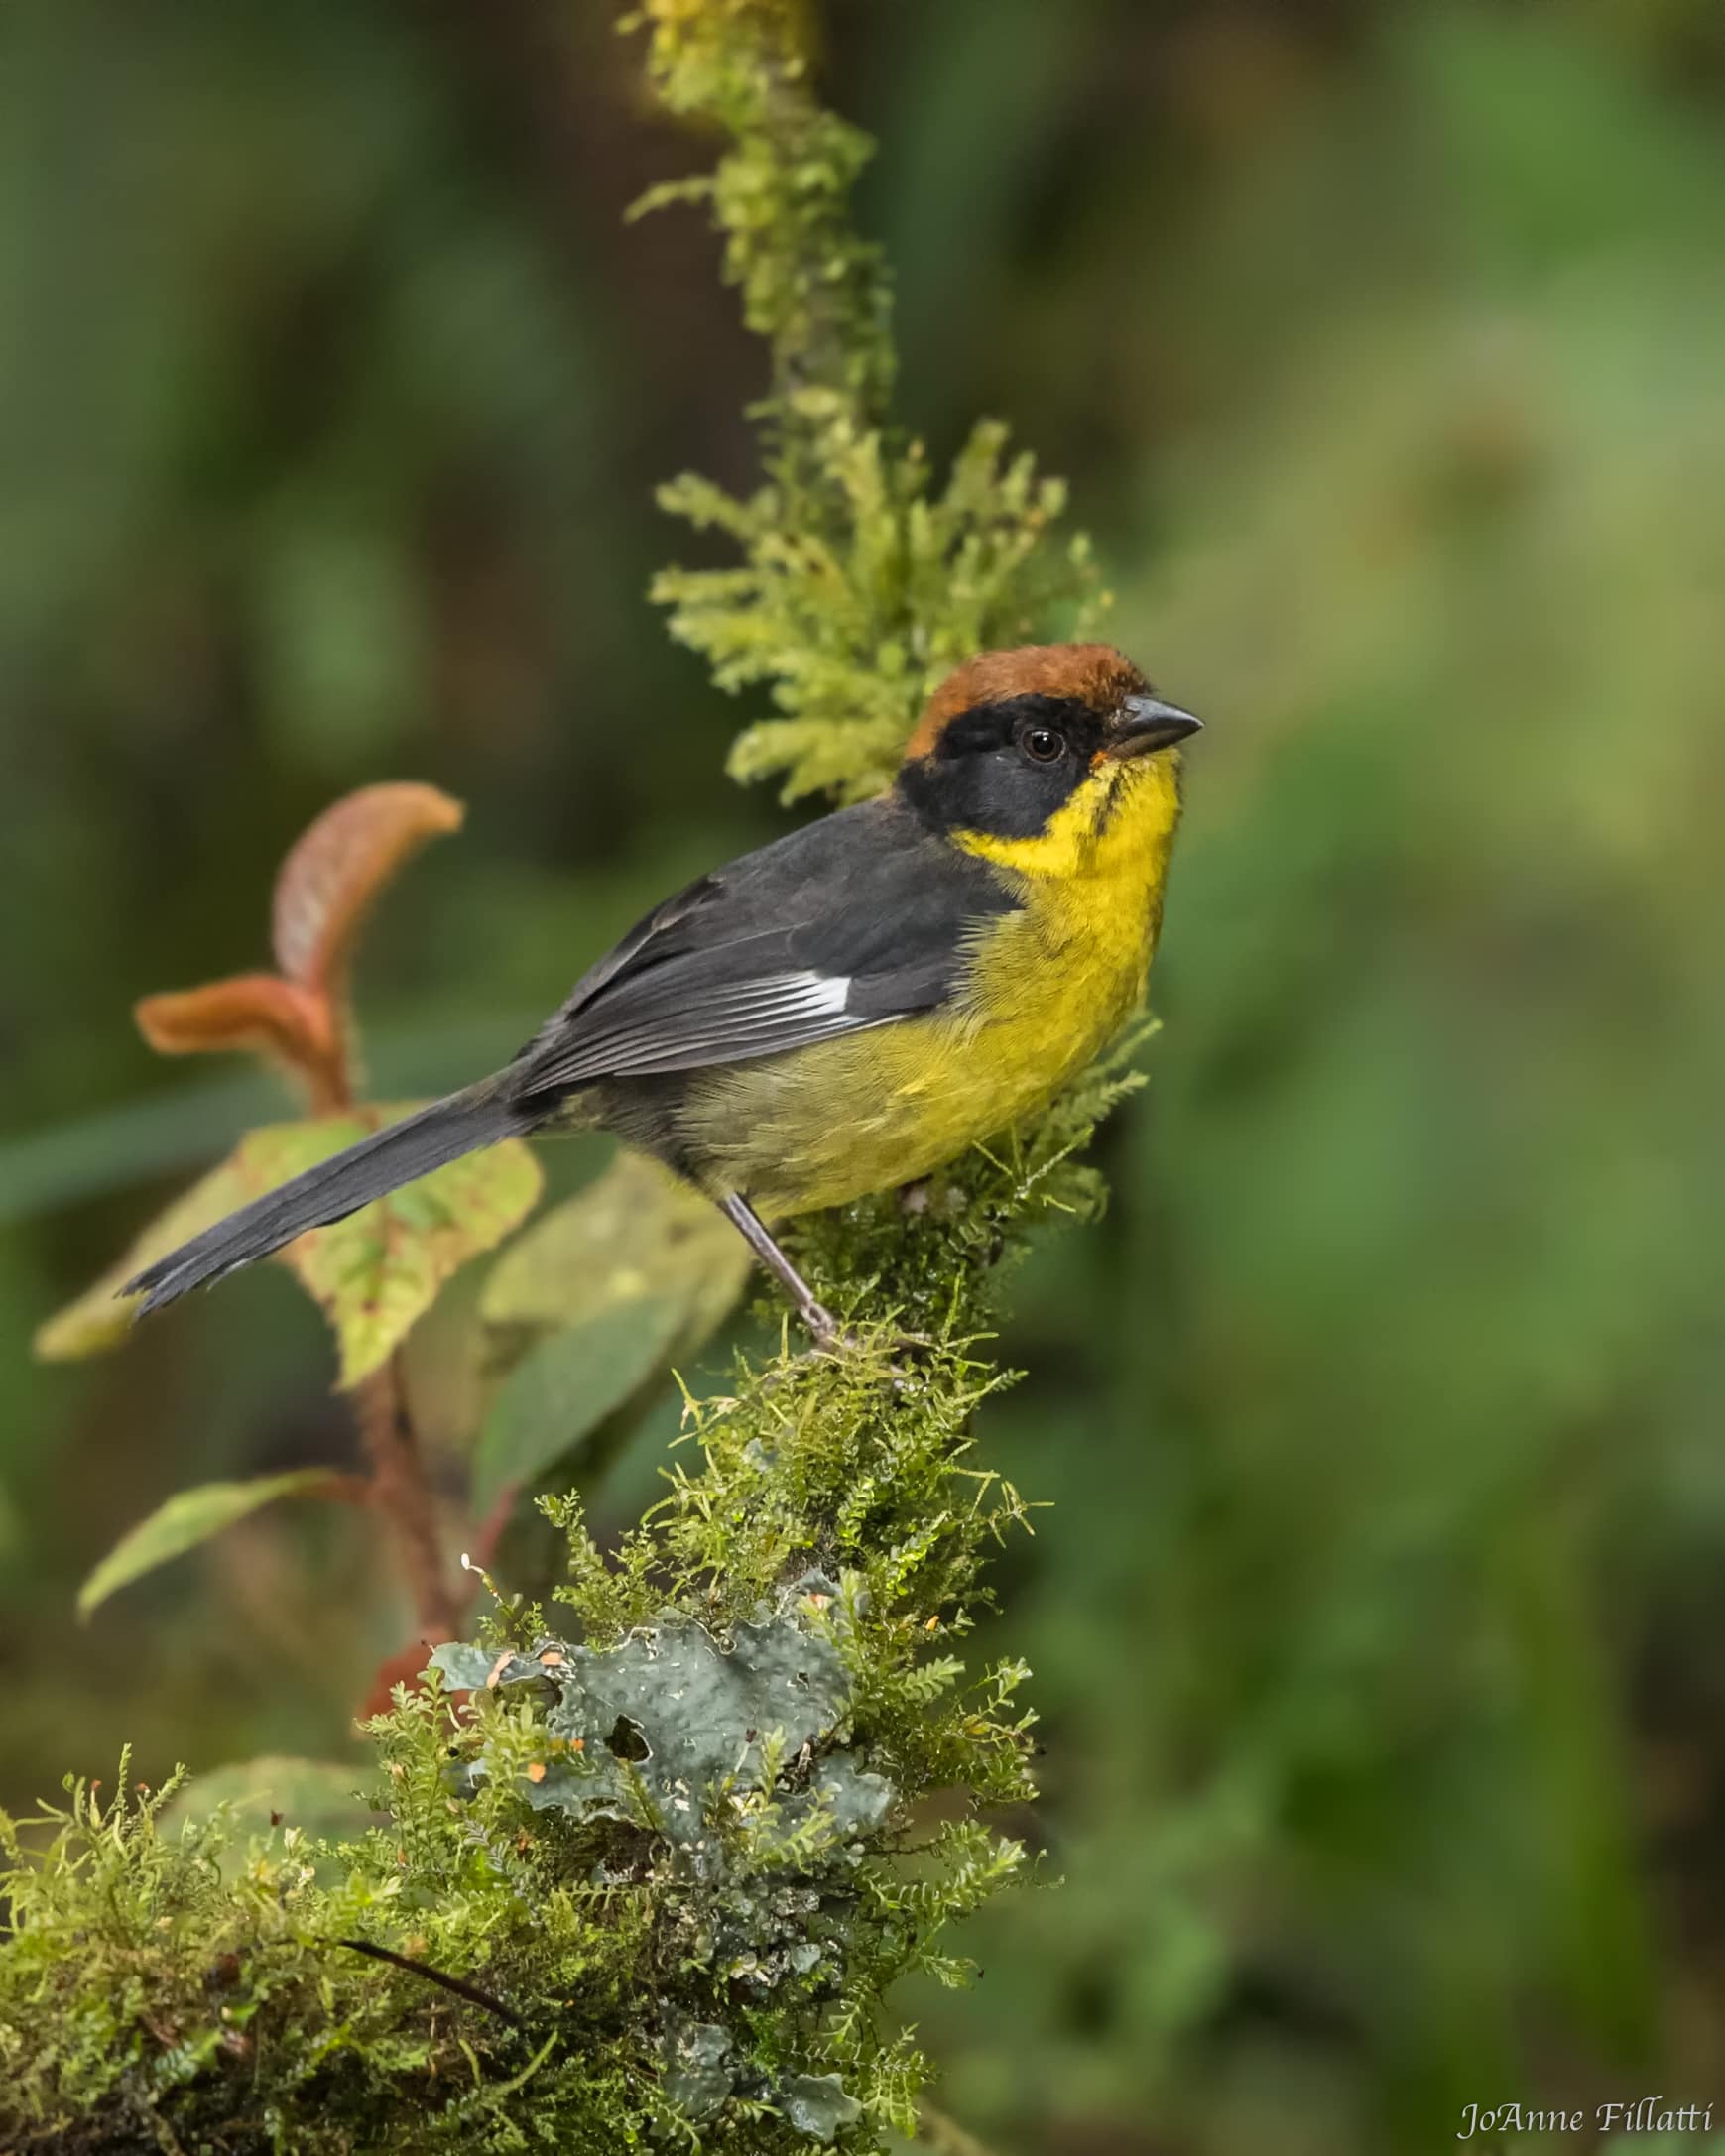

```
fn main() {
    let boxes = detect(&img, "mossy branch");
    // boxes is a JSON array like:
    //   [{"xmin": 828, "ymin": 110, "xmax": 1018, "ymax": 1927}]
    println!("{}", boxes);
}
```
[{"xmin": 1, "ymin": 9, "xmax": 1148, "ymax": 2152}]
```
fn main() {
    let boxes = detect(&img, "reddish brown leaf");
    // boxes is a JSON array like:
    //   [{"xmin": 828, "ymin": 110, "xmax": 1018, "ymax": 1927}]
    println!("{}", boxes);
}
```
[
  {"xmin": 272, "ymin": 782, "xmax": 464, "ymax": 994},
  {"xmin": 135, "ymin": 975, "xmax": 336, "ymax": 1076}
]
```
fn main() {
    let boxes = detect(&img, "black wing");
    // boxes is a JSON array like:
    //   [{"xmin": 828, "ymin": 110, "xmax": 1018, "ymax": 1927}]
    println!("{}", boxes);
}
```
[{"xmin": 506, "ymin": 793, "xmax": 1016, "ymax": 1099}]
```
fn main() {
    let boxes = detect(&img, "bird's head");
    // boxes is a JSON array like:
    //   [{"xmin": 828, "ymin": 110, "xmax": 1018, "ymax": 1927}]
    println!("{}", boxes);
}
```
[{"xmin": 896, "ymin": 643, "xmax": 1201, "ymax": 869}]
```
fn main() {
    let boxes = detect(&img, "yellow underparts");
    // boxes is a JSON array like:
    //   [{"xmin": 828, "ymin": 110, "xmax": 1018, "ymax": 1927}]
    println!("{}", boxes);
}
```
[{"xmin": 679, "ymin": 753, "xmax": 1184, "ymax": 1216}]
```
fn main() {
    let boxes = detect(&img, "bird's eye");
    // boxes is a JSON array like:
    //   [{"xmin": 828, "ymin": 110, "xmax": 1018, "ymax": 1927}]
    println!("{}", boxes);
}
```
[{"xmin": 1022, "ymin": 727, "xmax": 1065, "ymax": 763}]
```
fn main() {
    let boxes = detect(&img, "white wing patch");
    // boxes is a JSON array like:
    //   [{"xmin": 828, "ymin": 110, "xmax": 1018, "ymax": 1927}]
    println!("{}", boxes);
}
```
[
  {"xmin": 783, "ymin": 972, "xmax": 850, "ymax": 1015},
  {"xmin": 524, "ymin": 971, "xmax": 863, "ymax": 1085}
]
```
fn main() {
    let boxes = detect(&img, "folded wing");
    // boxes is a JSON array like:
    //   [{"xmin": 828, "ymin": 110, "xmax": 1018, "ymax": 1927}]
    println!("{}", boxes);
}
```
[{"xmin": 507, "ymin": 795, "xmax": 1015, "ymax": 1098}]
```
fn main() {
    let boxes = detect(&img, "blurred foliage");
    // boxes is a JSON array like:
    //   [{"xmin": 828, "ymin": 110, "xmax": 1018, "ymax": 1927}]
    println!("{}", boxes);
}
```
[
  {"xmin": 76, "ymin": 1469, "xmax": 354, "ymax": 1622},
  {"xmin": 3, "ymin": 0, "xmax": 1725, "ymax": 2152}
]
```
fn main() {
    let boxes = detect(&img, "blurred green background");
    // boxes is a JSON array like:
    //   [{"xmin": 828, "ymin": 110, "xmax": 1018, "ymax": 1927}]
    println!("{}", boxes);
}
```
[{"xmin": 4, "ymin": 3, "xmax": 1724, "ymax": 2150}]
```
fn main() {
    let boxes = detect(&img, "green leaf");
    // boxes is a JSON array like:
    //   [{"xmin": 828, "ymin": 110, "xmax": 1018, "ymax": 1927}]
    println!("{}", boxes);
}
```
[
  {"xmin": 480, "ymin": 1148, "xmax": 751, "ymax": 1358},
  {"xmin": 33, "ymin": 1150, "xmax": 261, "ymax": 1360},
  {"xmin": 77, "ymin": 1471, "xmax": 346, "ymax": 1620},
  {"xmin": 470, "ymin": 1153, "xmax": 750, "ymax": 1512},
  {"xmin": 159, "ymin": 1756, "xmax": 379, "ymax": 1844},
  {"xmin": 246, "ymin": 1110, "xmax": 543, "ymax": 1386},
  {"xmin": 34, "ymin": 1102, "xmax": 543, "ymax": 1380},
  {"xmin": 470, "ymin": 1295, "xmax": 685, "ymax": 1516},
  {"xmin": 158, "ymin": 1755, "xmax": 382, "ymax": 1884}
]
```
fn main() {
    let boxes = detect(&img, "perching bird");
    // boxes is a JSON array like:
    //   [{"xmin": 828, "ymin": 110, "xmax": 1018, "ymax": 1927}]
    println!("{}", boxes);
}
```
[{"xmin": 126, "ymin": 644, "xmax": 1199, "ymax": 1342}]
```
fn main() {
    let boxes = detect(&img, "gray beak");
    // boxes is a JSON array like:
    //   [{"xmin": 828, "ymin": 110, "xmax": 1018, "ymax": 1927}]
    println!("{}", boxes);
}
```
[{"xmin": 1112, "ymin": 693, "xmax": 1204, "ymax": 757}]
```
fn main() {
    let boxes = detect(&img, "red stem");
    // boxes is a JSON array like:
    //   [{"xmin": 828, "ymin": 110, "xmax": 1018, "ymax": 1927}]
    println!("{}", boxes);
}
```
[{"xmin": 355, "ymin": 1358, "xmax": 461, "ymax": 1642}]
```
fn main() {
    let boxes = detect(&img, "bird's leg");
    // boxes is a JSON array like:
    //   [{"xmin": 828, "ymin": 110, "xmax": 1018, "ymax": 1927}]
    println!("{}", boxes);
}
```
[{"xmin": 718, "ymin": 1193, "xmax": 840, "ymax": 1346}]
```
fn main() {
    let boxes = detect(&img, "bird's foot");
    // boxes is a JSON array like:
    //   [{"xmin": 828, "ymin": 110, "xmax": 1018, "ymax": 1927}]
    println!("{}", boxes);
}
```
[
  {"xmin": 798, "ymin": 1296, "xmax": 845, "ymax": 1349},
  {"xmin": 796, "ymin": 1301, "xmax": 937, "ymax": 1382}
]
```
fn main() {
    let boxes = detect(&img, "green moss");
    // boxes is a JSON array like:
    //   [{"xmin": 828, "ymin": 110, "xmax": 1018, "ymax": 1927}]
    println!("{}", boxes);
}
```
[
  {"xmin": 0, "ymin": 1044, "xmax": 1127, "ymax": 2148},
  {"xmin": 1, "ymin": 7, "xmax": 1146, "ymax": 2149},
  {"xmin": 629, "ymin": 0, "xmax": 1109, "ymax": 805}
]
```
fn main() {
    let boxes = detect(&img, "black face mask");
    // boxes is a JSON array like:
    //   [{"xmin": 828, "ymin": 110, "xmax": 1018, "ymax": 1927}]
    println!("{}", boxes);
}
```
[{"xmin": 897, "ymin": 693, "xmax": 1106, "ymax": 839}]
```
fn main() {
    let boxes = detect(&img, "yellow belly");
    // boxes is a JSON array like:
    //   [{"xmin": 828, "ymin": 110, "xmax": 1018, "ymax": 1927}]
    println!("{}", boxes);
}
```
[{"xmin": 677, "ymin": 759, "xmax": 1180, "ymax": 1215}]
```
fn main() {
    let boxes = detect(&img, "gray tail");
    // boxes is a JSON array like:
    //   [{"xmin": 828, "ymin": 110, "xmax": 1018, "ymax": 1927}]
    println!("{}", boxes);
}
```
[{"xmin": 124, "ymin": 1085, "xmax": 522, "ymax": 1318}]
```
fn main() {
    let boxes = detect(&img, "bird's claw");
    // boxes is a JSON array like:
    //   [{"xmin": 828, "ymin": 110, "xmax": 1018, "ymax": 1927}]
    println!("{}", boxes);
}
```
[{"xmin": 796, "ymin": 1304, "xmax": 936, "ymax": 1381}]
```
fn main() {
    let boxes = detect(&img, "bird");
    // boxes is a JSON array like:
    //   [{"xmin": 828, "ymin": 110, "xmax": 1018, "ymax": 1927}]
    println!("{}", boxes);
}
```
[{"xmin": 125, "ymin": 643, "xmax": 1200, "ymax": 1343}]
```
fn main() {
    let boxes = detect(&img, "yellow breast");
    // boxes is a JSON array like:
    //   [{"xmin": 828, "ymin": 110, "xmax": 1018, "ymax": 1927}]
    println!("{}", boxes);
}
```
[{"xmin": 679, "ymin": 755, "xmax": 1183, "ymax": 1215}]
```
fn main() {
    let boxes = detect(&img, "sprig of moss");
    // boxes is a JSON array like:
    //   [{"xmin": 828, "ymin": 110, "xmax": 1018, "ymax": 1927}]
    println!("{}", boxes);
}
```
[{"xmin": 630, "ymin": 0, "xmax": 1110, "ymax": 803}]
